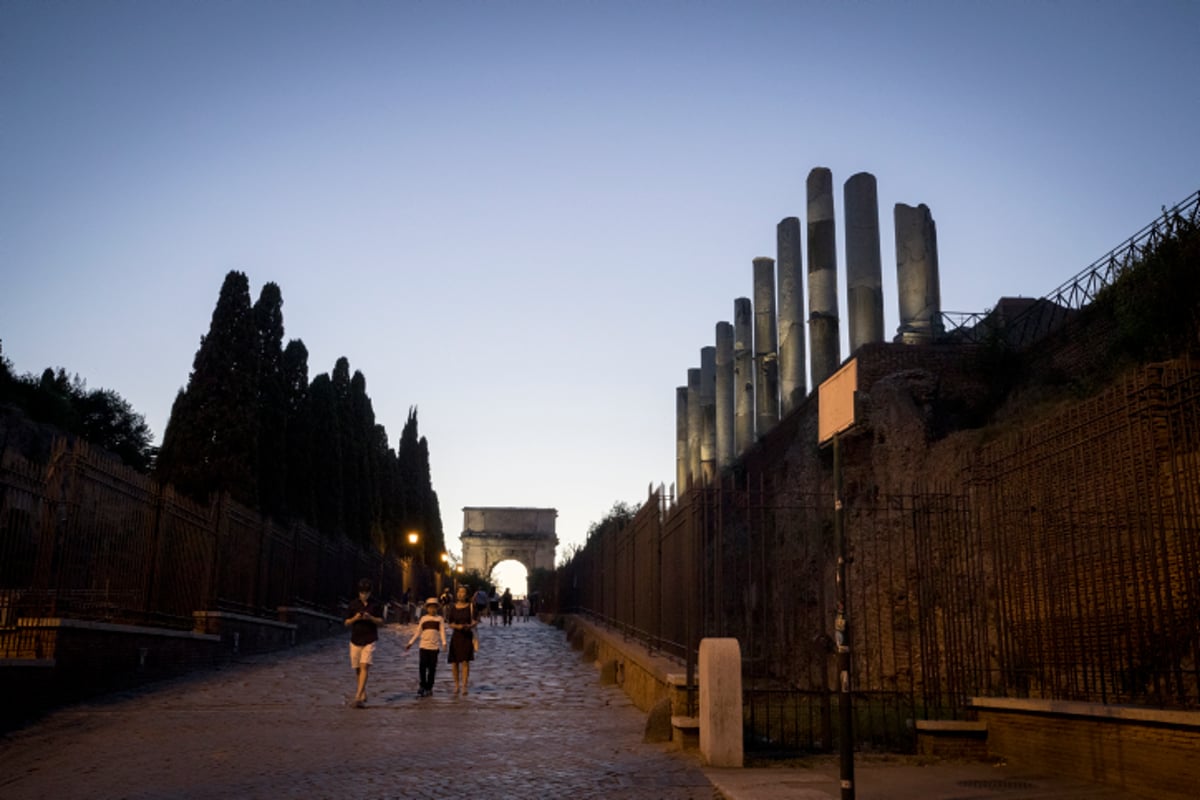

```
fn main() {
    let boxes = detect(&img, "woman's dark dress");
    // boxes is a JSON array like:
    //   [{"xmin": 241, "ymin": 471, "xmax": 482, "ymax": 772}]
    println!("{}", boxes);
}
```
[{"xmin": 446, "ymin": 603, "xmax": 474, "ymax": 663}]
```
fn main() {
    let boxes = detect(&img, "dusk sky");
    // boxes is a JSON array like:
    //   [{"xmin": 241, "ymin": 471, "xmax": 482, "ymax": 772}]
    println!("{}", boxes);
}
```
[{"xmin": 3, "ymin": 1, "xmax": 1198, "ymax": 585}]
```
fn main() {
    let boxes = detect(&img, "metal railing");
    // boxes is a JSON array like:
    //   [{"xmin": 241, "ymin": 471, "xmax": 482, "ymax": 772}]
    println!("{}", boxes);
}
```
[
  {"xmin": 1, "ymin": 437, "xmax": 432, "ymax": 657},
  {"xmin": 941, "ymin": 188, "xmax": 1200, "ymax": 345},
  {"xmin": 559, "ymin": 357, "xmax": 1200, "ymax": 755}
]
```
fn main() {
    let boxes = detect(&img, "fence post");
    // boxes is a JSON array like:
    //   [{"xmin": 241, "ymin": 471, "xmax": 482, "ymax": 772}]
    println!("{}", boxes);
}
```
[{"xmin": 834, "ymin": 432, "xmax": 855, "ymax": 799}]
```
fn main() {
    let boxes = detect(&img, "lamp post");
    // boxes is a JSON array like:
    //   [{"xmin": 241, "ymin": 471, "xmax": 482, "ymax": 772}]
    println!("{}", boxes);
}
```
[{"xmin": 402, "ymin": 531, "xmax": 420, "ymax": 597}]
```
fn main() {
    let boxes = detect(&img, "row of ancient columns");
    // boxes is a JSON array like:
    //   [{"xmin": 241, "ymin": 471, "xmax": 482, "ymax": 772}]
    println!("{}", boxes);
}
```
[{"xmin": 675, "ymin": 167, "xmax": 943, "ymax": 493}]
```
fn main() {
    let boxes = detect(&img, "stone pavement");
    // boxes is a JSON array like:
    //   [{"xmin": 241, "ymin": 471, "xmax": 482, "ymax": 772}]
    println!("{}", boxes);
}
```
[
  {"xmin": 0, "ymin": 617, "xmax": 1150, "ymax": 800},
  {"xmin": 0, "ymin": 616, "xmax": 717, "ymax": 800}
]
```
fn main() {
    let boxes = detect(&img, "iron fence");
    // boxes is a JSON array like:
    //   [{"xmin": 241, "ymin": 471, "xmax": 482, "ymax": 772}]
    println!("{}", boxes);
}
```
[
  {"xmin": 0, "ymin": 437, "xmax": 431, "ymax": 659},
  {"xmin": 559, "ymin": 356, "xmax": 1200, "ymax": 755}
]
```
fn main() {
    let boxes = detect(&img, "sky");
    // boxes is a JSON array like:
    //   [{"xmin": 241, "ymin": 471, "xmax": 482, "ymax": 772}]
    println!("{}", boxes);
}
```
[{"xmin": 3, "ymin": 0, "xmax": 1198, "ymax": 587}]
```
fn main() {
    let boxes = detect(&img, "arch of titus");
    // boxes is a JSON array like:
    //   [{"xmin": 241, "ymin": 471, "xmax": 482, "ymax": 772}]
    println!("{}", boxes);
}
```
[{"xmin": 459, "ymin": 507, "xmax": 558, "ymax": 577}]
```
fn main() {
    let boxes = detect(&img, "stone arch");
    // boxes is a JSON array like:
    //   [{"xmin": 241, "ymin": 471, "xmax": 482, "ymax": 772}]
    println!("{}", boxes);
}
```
[{"xmin": 459, "ymin": 507, "xmax": 557, "ymax": 577}]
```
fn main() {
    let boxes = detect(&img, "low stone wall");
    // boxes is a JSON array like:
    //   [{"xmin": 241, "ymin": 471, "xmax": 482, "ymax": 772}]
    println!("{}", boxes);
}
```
[
  {"xmin": 1, "ymin": 616, "xmax": 223, "ymax": 728},
  {"xmin": 2, "ymin": 609, "xmax": 340, "ymax": 730},
  {"xmin": 971, "ymin": 697, "xmax": 1200, "ymax": 800},
  {"xmin": 562, "ymin": 615, "xmax": 696, "ymax": 746},
  {"xmin": 193, "ymin": 610, "xmax": 297, "ymax": 654},
  {"xmin": 915, "ymin": 720, "xmax": 989, "ymax": 760},
  {"xmin": 279, "ymin": 606, "xmax": 344, "ymax": 644}
]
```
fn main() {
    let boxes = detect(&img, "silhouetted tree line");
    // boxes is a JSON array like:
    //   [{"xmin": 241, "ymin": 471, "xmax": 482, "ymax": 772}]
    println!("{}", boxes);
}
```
[
  {"xmin": 153, "ymin": 271, "xmax": 445, "ymax": 559},
  {"xmin": 0, "ymin": 340, "xmax": 155, "ymax": 470}
]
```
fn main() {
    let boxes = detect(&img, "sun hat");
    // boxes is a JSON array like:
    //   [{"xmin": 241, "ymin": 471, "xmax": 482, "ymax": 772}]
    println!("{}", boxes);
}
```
[{"xmin": 425, "ymin": 597, "xmax": 439, "ymax": 607}]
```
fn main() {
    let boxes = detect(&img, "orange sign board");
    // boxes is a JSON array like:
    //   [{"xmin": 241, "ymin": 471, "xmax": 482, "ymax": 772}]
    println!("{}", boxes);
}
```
[{"xmin": 818, "ymin": 358, "xmax": 857, "ymax": 444}]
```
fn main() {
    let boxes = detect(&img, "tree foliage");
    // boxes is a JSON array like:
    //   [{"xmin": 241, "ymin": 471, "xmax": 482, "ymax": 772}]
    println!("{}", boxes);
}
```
[
  {"xmin": 0, "ymin": 341, "xmax": 154, "ymax": 470},
  {"xmin": 586, "ymin": 501, "xmax": 638, "ymax": 541},
  {"xmin": 152, "ymin": 272, "xmax": 444, "ymax": 556},
  {"xmin": 157, "ymin": 271, "xmax": 259, "ymax": 504}
]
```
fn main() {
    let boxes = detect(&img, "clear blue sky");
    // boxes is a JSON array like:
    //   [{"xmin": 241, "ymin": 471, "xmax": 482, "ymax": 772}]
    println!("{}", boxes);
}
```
[{"xmin": 3, "ymin": 1, "xmax": 1198, "ymax": 574}]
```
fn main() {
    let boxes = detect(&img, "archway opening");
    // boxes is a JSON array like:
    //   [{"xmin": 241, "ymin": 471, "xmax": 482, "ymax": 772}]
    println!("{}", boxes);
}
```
[{"xmin": 490, "ymin": 559, "xmax": 529, "ymax": 599}]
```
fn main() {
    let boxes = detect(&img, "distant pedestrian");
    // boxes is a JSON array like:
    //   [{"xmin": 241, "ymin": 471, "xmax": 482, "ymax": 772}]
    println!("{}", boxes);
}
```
[
  {"xmin": 489, "ymin": 589, "xmax": 500, "ymax": 626},
  {"xmin": 472, "ymin": 586, "xmax": 490, "ymax": 646},
  {"xmin": 501, "ymin": 588, "xmax": 514, "ymax": 626},
  {"xmin": 446, "ymin": 585, "xmax": 477, "ymax": 695},
  {"xmin": 405, "ymin": 597, "xmax": 446, "ymax": 696},
  {"xmin": 439, "ymin": 586, "xmax": 453, "ymax": 614},
  {"xmin": 472, "ymin": 586, "xmax": 489, "ymax": 619},
  {"xmin": 344, "ymin": 577, "xmax": 384, "ymax": 708}
]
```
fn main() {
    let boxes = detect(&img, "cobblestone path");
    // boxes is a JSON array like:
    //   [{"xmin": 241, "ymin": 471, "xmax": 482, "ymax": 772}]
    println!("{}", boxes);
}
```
[{"xmin": 0, "ymin": 617, "xmax": 719, "ymax": 799}]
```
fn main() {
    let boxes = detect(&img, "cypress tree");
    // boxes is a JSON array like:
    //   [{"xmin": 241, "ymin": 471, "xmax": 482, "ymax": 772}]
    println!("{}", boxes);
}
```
[
  {"xmin": 157, "ymin": 270, "xmax": 259, "ymax": 504},
  {"xmin": 254, "ymin": 282, "xmax": 287, "ymax": 518},
  {"xmin": 308, "ymin": 372, "xmax": 343, "ymax": 537},
  {"xmin": 396, "ymin": 408, "xmax": 444, "ymax": 561},
  {"xmin": 282, "ymin": 339, "xmax": 313, "ymax": 524},
  {"xmin": 349, "ymin": 371, "xmax": 385, "ymax": 549}
]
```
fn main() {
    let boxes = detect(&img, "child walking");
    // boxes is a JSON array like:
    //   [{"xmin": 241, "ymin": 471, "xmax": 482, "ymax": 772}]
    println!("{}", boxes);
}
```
[{"xmin": 405, "ymin": 597, "xmax": 446, "ymax": 696}]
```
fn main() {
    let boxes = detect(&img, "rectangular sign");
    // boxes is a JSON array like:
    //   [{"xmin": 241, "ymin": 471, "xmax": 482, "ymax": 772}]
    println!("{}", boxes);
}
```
[{"xmin": 818, "ymin": 358, "xmax": 858, "ymax": 444}]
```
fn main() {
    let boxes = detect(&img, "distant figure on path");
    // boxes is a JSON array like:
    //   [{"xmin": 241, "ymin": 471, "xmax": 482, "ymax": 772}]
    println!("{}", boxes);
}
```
[
  {"xmin": 405, "ymin": 597, "xmax": 446, "ymax": 696},
  {"xmin": 446, "ymin": 585, "xmax": 477, "ymax": 695},
  {"xmin": 472, "ymin": 586, "xmax": 489, "ymax": 618},
  {"xmin": 501, "ymin": 588, "xmax": 514, "ymax": 625},
  {"xmin": 472, "ymin": 586, "xmax": 490, "ymax": 645},
  {"xmin": 344, "ymin": 577, "xmax": 384, "ymax": 708}
]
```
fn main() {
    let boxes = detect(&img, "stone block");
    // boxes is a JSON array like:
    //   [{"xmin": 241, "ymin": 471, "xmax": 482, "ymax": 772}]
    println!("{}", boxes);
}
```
[{"xmin": 699, "ymin": 637, "xmax": 743, "ymax": 767}]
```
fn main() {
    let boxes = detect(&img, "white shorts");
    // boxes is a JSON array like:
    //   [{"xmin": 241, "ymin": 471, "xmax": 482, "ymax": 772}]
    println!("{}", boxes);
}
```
[{"xmin": 349, "ymin": 641, "xmax": 376, "ymax": 669}]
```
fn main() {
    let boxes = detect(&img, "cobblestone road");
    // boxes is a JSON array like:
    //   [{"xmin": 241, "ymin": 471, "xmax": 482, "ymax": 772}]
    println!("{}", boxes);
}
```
[{"xmin": 0, "ymin": 618, "xmax": 719, "ymax": 800}]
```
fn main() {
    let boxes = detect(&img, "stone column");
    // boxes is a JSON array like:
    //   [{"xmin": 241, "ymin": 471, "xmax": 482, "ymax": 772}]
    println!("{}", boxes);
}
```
[
  {"xmin": 807, "ymin": 166, "xmax": 841, "ymax": 387},
  {"xmin": 844, "ymin": 172, "xmax": 884, "ymax": 352},
  {"xmin": 715, "ymin": 321, "xmax": 734, "ymax": 471},
  {"xmin": 776, "ymin": 216, "xmax": 806, "ymax": 415},
  {"xmin": 733, "ymin": 297, "xmax": 754, "ymax": 455},
  {"xmin": 699, "ymin": 345, "xmax": 717, "ymax": 485},
  {"xmin": 686, "ymin": 368, "xmax": 701, "ymax": 490},
  {"xmin": 894, "ymin": 203, "xmax": 944, "ymax": 344},
  {"xmin": 675, "ymin": 385, "xmax": 689, "ymax": 498},
  {"xmin": 753, "ymin": 257, "xmax": 779, "ymax": 438}
]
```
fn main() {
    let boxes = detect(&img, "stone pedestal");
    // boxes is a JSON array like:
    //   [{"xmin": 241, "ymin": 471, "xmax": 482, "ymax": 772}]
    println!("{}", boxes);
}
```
[{"xmin": 699, "ymin": 637, "xmax": 743, "ymax": 767}]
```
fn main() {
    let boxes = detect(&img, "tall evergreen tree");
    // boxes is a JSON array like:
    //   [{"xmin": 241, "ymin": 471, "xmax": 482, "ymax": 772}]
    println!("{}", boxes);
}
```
[
  {"xmin": 156, "ymin": 270, "xmax": 259, "ymax": 504},
  {"xmin": 253, "ymin": 282, "xmax": 287, "ymax": 518},
  {"xmin": 367, "ymin": 422, "xmax": 394, "ymax": 551},
  {"xmin": 348, "ymin": 370, "xmax": 381, "ymax": 548},
  {"xmin": 282, "ymin": 338, "xmax": 313, "ymax": 524},
  {"xmin": 396, "ymin": 408, "xmax": 444, "ymax": 561},
  {"xmin": 308, "ymin": 372, "xmax": 343, "ymax": 537},
  {"xmin": 329, "ymin": 359, "xmax": 360, "ymax": 542}
]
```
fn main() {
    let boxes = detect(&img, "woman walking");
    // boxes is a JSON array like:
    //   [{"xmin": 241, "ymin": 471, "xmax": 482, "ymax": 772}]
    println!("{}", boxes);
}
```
[{"xmin": 445, "ymin": 585, "xmax": 477, "ymax": 695}]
